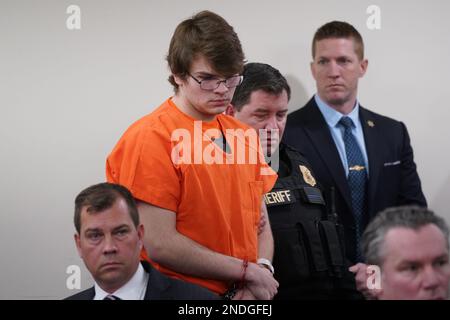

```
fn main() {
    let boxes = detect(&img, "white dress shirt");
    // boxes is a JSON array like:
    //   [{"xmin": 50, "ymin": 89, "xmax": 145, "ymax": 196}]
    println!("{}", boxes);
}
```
[
  {"xmin": 94, "ymin": 263, "xmax": 149, "ymax": 300},
  {"xmin": 314, "ymin": 94, "xmax": 369, "ymax": 177}
]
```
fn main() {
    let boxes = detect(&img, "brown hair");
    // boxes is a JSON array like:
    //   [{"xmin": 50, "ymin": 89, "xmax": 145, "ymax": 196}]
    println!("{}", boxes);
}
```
[
  {"xmin": 167, "ymin": 10, "xmax": 245, "ymax": 92},
  {"xmin": 231, "ymin": 63, "xmax": 291, "ymax": 112},
  {"xmin": 312, "ymin": 21, "xmax": 365, "ymax": 60},
  {"xmin": 74, "ymin": 183, "xmax": 139, "ymax": 233}
]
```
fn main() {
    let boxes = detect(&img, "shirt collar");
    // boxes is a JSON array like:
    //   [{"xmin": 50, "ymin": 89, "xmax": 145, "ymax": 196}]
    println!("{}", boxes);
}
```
[
  {"xmin": 94, "ymin": 263, "xmax": 148, "ymax": 300},
  {"xmin": 314, "ymin": 94, "xmax": 360, "ymax": 128}
]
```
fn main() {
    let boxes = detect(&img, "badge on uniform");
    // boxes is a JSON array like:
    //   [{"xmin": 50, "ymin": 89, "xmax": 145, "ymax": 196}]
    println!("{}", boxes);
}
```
[{"xmin": 299, "ymin": 165, "xmax": 316, "ymax": 187}]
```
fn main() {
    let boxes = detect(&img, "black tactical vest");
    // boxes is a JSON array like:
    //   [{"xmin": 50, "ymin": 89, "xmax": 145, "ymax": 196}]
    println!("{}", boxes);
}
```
[{"xmin": 267, "ymin": 144, "xmax": 347, "ymax": 299}]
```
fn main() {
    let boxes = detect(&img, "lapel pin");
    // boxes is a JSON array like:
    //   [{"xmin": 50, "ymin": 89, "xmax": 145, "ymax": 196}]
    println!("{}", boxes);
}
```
[{"xmin": 367, "ymin": 120, "xmax": 375, "ymax": 127}]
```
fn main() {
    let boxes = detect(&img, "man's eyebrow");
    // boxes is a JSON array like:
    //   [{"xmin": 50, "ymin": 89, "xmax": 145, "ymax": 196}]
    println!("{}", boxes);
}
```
[
  {"xmin": 253, "ymin": 108, "xmax": 288, "ymax": 114},
  {"xmin": 193, "ymin": 72, "xmax": 217, "ymax": 78},
  {"xmin": 435, "ymin": 254, "xmax": 450, "ymax": 261},
  {"xmin": 398, "ymin": 259, "xmax": 419, "ymax": 265},
  {"xmin": 253, "ymin": 109, "xmax": 270, "ymax": 114},
  {"xmin": 112, "ymin": 224, "xmax": 131, "ymax": 232},
  {"xmin": 84, "ymin": 227, "xmax": 101, "ymax": 234},
  {"xmin": 83, "ymin": 224, "xmax": 130, "ymax": 234}
]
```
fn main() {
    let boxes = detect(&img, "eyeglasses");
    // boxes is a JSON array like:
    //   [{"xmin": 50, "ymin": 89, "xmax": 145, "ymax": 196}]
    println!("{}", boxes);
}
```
[{"xmin": 189, "ymin": 74, "xmax": 243, "ymax": 91}]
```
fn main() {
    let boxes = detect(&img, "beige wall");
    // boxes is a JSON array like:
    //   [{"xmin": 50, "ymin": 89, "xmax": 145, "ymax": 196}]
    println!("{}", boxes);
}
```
[{"xmin": 1, "ymin": 0, "xmax": 449, "ymax": 299}]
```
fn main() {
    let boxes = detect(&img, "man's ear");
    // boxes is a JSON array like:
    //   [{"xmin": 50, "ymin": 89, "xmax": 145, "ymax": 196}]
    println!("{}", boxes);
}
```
[
  {"xmin": 74, "ymin": 233, "xmax": 83, "ymax": 258},
  {"xmin": 225, "ymin": 104, "xmax": 235, "ymax": 116},
  {"xmin": 310, "ymin": 61, "xmax": 317, "ymax": 80},
  {"xmin": 359, "ymin": 59, "xmax": 369, "ymax": 78},
  {"xmin": 137, "ymin": 224, "xmax": 145, "ymax": 249},
  {"xmin": 173, "ymin": 74, "xmax": 185, "ymax": 87}
]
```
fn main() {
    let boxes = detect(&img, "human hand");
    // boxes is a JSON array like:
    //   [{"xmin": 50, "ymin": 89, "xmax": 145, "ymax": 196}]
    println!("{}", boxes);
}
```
[
  {"xmin": 349, "ymin": 263, "xmax": 382, "ymax": 299},
  {"xmin": 245, "ymin": 262, "xmax": 278, "ymax": 300},
  {"xmin": 232, "ymin": 287, "xmax": 257, "ymax": 300}
]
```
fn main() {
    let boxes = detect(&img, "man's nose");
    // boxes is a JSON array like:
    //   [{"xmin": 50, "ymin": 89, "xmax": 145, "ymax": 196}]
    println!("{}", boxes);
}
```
[
  {"xmin": 265, "ymin": 116, "xmax": 279, "ymax": 130},
  {"xmin": 214, "ymin": 80, "xmax": 229, "ymax": 94},
  {"xmin": 327, "ymin": 61, "xmax": 340, "ymax": 78},
  {"xmin": 103, "ymin": 234, "xmax": 118, "ymax": 255},
  {"xmin": 422, "ymin": 266, "xmax": 441, "ymax": 289}
]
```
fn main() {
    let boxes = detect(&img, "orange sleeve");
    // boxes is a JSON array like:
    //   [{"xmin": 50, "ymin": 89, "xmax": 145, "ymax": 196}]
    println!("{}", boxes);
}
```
[{"xmin": 106, "ymin": 124, "xmax": 180, "ymax": 212}]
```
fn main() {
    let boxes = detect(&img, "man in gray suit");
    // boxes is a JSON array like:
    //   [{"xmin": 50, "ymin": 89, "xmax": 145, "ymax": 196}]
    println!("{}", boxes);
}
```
[{"xmin": 66, "ymin": 182, "xmax": 217, "ymax": 300}]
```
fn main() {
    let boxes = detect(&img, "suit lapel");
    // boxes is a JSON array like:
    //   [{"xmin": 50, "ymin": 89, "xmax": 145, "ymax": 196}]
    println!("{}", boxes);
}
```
[
  {"xmin": 84, "ymin": 287, "xmax": 96, "ymax": 300},
  {"xmin": 302, "ymin": 100, "xmax": 353, "ymax": 211},
  {"xmin": 142, "ymin": 261, "xmax": 170, "ymax": 300},
  {"xmin": 359, "ymin": 108, "xmax": 382, "ymax": 218}
]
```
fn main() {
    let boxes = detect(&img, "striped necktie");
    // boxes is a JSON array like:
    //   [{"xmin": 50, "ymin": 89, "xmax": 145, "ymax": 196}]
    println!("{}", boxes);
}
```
[{"xmin": 103, "ymin": 294, "xmax": 121, "ymax": 300}]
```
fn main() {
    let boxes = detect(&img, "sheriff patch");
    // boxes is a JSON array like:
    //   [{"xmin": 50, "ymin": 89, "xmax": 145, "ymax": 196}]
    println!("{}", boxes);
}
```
[{"xmin": 264, "ymin": 190, "xmax": 296, "ymax": 206}]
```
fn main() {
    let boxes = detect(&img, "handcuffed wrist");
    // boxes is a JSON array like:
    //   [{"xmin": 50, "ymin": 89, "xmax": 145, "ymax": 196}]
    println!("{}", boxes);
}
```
[{"xmin": 257, "ymin": 258, "xmax": 275, "ymax": 274}]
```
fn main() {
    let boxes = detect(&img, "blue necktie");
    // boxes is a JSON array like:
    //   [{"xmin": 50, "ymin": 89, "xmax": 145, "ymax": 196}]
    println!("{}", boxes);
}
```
[{"xmin": 339, "ymin": 116, "xmax": 368, "ymax": 262}]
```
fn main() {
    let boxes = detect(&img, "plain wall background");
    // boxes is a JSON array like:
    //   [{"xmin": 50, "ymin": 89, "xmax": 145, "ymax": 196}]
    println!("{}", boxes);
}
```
[{"xmin": 1, "ymin": 0, "xmax": 449, "ymax": 299}]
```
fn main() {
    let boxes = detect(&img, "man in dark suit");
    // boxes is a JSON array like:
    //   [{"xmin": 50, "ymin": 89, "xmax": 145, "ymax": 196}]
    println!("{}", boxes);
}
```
[
  {"xmin": 66, "ymin": 182, "xmax": 218, "ymax": 300},
  {"xmin": 284, "ymin": 21, "xmax": 426, "ymax": 271}
]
